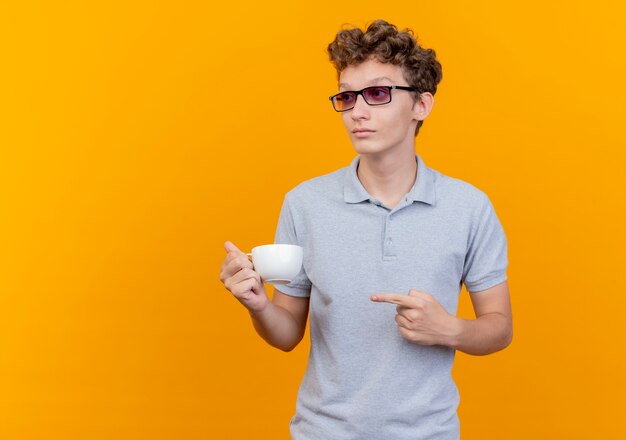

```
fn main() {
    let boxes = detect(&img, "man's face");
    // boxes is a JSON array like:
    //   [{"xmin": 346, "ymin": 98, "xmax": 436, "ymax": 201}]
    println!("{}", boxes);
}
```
[{"xmin": 337, "ymin": 58, "xmax": 422, "ymax": 157}]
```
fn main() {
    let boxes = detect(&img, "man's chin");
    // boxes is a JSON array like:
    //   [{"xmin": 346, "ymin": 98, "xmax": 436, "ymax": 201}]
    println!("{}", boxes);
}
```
[{"xmin": 351, "ymin": 141, "xmax": 387, "ymax": 155}]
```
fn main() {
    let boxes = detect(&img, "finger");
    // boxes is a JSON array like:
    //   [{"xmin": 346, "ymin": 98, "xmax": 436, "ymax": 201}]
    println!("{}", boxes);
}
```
[
  {"xmin": 408, "ymin": 289, "xmax": 432, "ymax": 300},
  {"xmin": 221, "ymin": 258, "xmax": 250, "ymax": 283},
  {"xmin": 395, "ymin": 313, "xmax": 412, "ymax": 329},
  {"xmin": 231, "ymin": 277, "xmax": 259, "ymax": 299},
  {"xmin": 224, "ymin": 241, "xmax": 253, "ymax": 266},
  {"xmin": 220, "ymin": 251, "xmax": 237, "ymax": 275},
  {"xmin": 396, "ymin": 301, "xmax": 425, "ymax": 316},
  {"xmin": 222, "ymin": 251, "xmax": 240, "ymax": 269},
  {"xmin": 225, "ymin": 249, "xmax": 249, "ymax": 266},
  {"xmin": 370, "ymin": 293, "xmax": 415, "ymax": 306},
  {"xmin": 396, "ymin": 306, "xmax": 421, "ymax": 322},
  {"xmin": 226, "ymin": 253, "xmax": 253, "ymax": 276},
  {"xmin": 224, "ymin": 241, "xmax": 240, "ymax": 253},
  {"xmin": 224, "ymin": 241, "xmax": 241, "ymax": 253},
  {"xmin": 396, "ymin": 304, "xmax": 412, "ymax": 314},
  {"xmin": 227, "ymin": 267, "xmax": 261, "ymax": 290}
]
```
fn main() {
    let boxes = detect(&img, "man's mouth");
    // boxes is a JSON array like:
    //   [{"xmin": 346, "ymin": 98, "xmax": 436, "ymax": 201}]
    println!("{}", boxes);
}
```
[{"xmin": 353, "ymin": 128, "xmax": 376, "ymax": 137}]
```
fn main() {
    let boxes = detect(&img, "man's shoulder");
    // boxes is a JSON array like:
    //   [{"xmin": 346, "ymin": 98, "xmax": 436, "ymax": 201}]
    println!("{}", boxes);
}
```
[
  {"xmin": 431, "ymin": 167, "xmax": 491, "ymax": 209},
  {"xmin": 284, "ymin": 165, "xmax": 347, "ymax": 202}
]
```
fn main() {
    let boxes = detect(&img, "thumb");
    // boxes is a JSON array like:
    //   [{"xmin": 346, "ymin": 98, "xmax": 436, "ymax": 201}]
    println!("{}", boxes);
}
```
[{"xmin": 224, "ymin": 241, "xmax": 241, "ymax": 253}]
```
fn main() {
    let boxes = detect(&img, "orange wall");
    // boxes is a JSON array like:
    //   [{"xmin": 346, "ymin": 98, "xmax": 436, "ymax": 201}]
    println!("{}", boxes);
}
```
[{"xmin": 1, "ymin": 1, "xmax": 625, "ymax": 438}]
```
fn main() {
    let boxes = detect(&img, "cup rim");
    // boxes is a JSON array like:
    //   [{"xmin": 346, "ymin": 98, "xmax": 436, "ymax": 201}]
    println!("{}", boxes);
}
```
[{"xmin": 251, "ymin": 244, "xmax": 302, "ymax": 252}]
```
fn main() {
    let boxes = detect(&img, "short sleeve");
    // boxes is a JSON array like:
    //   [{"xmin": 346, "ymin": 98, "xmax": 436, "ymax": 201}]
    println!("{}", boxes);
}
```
[
  {"xmin": 272, "ymin": 193, "xmax": 312, "ymax": 297},
  {"xmin": 462, "ymin": 195, "xmax": 508, "ymax": 293}
]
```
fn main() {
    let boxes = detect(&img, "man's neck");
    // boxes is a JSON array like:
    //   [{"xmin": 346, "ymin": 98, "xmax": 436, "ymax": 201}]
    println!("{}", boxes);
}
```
[{"xmin": 357, "ymin": 148, "xmax": 418, "ymax": 209}]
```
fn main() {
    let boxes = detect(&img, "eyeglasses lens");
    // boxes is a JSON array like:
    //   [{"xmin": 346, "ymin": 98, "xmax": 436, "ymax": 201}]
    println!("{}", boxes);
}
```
[
  {"xmin": 363, "ymin": 87, "xmax": 391, "ymax": 105},
  {"xmin": 333, "ymin": 93, "xmax": 355, "ymax": 111},
  {"xmin": 332, "ymin": 87, "xmax": 392, "ymax": 111}
]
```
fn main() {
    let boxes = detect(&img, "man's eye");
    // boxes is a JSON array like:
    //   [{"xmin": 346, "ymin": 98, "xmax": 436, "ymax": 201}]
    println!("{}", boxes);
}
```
[
  {"xmin": 339, "ymin": 94, "xmax": 355, "ymax": 103},
  {"xmin": 371, "ymin": 88, "xmax": 387, "ymax": 98}
]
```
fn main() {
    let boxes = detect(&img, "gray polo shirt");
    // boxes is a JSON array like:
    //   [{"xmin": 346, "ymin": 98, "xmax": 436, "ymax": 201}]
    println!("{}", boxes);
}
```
[{"xmin": 274, "ymin": 153, "xmax": 508, "ymax": 440}]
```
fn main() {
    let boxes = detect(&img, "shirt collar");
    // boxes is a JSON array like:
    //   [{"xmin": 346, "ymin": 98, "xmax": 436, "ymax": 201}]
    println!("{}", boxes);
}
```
[{"xmin": 343, "ymin": 153, "xmax": 436, "ymax": 206}]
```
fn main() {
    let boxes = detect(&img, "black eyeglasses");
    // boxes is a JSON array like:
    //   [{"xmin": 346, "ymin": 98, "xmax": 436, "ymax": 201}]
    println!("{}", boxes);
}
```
[{"xmin": 329, "ymin": 85, "xmax": 418, "ymax": 112}]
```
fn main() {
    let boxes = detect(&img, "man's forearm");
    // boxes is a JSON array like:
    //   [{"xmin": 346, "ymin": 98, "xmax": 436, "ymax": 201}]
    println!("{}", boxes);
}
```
[
  {"xmin": 448, "ymin": 313, "xmax": 513, "ymax": 356},
  {"xmin": 249, "ymin": 302, "xmax": 304, "ymax": 352}
]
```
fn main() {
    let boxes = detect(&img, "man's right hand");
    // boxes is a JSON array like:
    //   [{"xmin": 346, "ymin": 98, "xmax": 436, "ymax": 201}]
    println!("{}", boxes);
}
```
[{"xmin": 219, "ymin": 241, "xmax": 269, "ymax": 313}]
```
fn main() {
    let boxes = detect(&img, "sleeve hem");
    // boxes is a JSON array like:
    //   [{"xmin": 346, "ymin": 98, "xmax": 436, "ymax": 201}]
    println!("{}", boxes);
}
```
[
  {"xmin": 273, "ymin": 285, "xmax": 311, "ymax": 298},
  {"xmin": 465, "ymin": 274, "xmax": 507, "ymax": 293}
]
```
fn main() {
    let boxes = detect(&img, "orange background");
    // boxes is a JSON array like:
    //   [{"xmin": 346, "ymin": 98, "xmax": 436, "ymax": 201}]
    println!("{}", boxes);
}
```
[{"xmin": 1, "ymin": 1, "xmax": 625, "ymax": 438}]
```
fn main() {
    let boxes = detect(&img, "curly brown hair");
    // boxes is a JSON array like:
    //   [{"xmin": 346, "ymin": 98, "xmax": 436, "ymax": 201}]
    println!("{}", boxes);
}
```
[{"xmin": 327, "ymin": 20, "xmax": 442, "ymax": 135}]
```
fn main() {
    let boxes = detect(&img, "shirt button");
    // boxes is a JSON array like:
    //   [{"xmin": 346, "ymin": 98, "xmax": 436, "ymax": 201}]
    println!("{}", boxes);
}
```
[{"xmin": 387, "ymin": 238, "xmax": 393, "ymax": 245}]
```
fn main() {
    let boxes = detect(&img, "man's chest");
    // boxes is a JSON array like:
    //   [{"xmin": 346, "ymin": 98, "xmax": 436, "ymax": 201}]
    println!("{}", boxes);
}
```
[{"xmin": 299, "ymin": 204, "xmax": 471, "ymax": 313}]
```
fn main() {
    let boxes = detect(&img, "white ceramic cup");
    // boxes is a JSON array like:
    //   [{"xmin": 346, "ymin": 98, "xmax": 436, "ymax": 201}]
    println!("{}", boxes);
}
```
[{"xmin": 246, "ymin": 244, "xmax": 303, "ymax": 284}]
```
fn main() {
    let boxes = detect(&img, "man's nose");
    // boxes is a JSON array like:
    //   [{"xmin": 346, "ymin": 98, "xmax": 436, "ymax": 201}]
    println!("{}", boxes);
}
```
[{"xmin": 350, "ymin": 94, "xmax": 370, "ymax": 119}]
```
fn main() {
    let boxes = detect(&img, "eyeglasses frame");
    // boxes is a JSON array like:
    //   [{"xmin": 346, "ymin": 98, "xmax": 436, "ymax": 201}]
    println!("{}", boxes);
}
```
[{"xmin": 328, "ymin": 85, "xmax": 419, "ymax": 112}]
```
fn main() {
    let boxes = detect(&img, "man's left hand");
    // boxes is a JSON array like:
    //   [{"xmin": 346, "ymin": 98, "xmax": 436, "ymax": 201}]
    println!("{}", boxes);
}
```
[{"xmin": 371, "ymin": 289, "xmax": 460, "ymax": 347}]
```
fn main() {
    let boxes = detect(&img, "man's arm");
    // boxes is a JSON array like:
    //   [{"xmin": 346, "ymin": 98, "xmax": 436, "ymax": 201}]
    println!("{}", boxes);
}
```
[
  {"xmin": 450, "ymin": 281, "xmax": 512, "ymax": 355},
  {"xmin": 249, "ymin": 290, "xmax": 310, "ymax": 352}
]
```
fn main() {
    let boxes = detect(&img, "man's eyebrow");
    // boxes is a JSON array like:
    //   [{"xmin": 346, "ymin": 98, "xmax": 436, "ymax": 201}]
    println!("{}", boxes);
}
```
[{"xmin": 339, "ymin": 76, "xmax": 394, "ymax": 90}]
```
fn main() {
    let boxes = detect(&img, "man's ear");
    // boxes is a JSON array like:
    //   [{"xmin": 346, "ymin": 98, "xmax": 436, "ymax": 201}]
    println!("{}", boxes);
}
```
[{"xmin": 413, "ymin": 92, "xmax": 435, "ymax": 122}]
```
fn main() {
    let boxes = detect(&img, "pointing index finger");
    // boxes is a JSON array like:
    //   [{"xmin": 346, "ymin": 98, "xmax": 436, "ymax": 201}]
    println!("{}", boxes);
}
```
[{"xmin": 370, "ymin": 293, "xmax": 413, "ymax": 305}]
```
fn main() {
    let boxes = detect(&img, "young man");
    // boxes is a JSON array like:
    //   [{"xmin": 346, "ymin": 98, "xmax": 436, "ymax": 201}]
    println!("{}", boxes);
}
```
[{"xmin": 220, "ymin": 20, "xmax": 512, "ymax": 440}]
